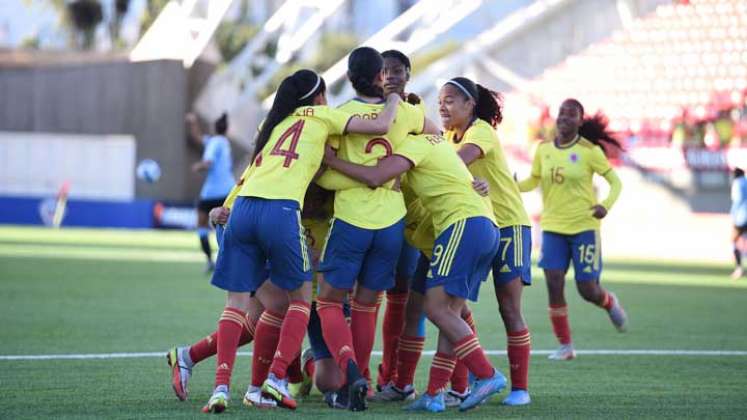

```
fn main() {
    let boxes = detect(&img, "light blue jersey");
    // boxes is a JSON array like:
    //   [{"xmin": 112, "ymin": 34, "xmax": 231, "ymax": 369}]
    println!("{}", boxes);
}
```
[
  {"xmin": 731, "ymin": 176, "xmax": 747, "ymax": 227},
  {"xmin": 200, "ymin": 135, "xmax": 235, "ymax": 200}
]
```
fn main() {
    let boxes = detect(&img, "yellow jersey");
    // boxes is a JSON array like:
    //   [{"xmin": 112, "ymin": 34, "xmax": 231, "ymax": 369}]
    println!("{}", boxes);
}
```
[
  {"xmin": 522, "ymin": 137, "xmax": 621, "ymax": 234},
  {"xmin": 401, "ymin": 179, "xmax": 435, "ymax": 257},
  {"xmin": 395, "ymin": 134, "xmax": 495, "ymax": 236},
  {"xmin": 324, "ymin": 99, "xmax": 425, "ymax": 229},
  {"xmin": 447, "ymin": 119, "xmax": 530, "ymax": 227},
  {"xmin": 238, "ymin": 105, "xmax": 352, "ymax": 207}
]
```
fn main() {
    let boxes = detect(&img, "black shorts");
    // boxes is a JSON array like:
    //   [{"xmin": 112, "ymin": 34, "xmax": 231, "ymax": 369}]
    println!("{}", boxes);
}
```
[{"xmin": 197, "ymin": 197, "xmax": 227, "ymax": 213}]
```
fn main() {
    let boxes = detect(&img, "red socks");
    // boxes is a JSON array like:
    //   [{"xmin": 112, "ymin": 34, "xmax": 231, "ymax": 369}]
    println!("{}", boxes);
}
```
[
  {"xmin": 303, "ymin": 354, "xmax": 316, "ymax": 379},
  {"xmin": 394, "ymin": 335, "xmax": 424, "ymax": 389},
  {"xmin": 189, "ymin": 313, "xmax": 256, "ymax": 365},
  {"xmin": 450, "ymin": 309, "xmax": 476, "ymax": 392},
  {"xmin": 380, "ymin": 292, "xmax": 408, "ymax": 385},
  {"xmin": 453, "ymin": 334, "xmax": 494, "ymax": 380},
  {"xmin": 351, "ymin": 299, "xmax": 378, "ymax": 380},
  {"xmin": 317, "ymin": 298, "xmax": 356, "ymax": 376},
  {"xmin": 251, "ymin": 310, "xmax": 283, "ymax": 386},
  {"xmin": 507, "ymin": 328, "xmax": 531, "ymax": 390},
  {"xmin": 599, "ymin": 291, "xmax": 615, "ymax": 311},
  {"xmin": 270, "ymin": 301, "xmax": 311, "ymax": 379},
  {"xmin": 549, "ymin": 304, "xmax": 572, "ymax": 345},
  {"xmin": 427, "ymin": 352, "xmax": 456, "ymax": 396},
  {"xmin": 214, "ymin": 307, "xmax": 245, "ymax": 388}
]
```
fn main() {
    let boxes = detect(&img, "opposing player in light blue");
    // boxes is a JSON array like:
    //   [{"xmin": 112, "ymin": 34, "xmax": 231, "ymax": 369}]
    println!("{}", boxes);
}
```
[{"xmin": 186, "ymin": 112, "xmax": 236, "ymax": 272}]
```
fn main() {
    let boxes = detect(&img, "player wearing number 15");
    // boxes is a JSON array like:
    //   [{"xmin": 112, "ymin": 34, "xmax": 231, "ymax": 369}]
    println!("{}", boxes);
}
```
[
  {"xmin": 202, "ymin": 69, "xmax": 402, "ymax": 414},
  {"xmin": 517, "ymin": 99, "xmax": 628, "ymax": 361}
]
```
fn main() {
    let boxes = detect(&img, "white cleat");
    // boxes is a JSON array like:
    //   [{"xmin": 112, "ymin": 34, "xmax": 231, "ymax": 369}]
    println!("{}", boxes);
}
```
[
  {"xmin": 444, "ymin": 388, "xmax": 469, "ymax": 408},
  {"xmin": 502, "ymin": 389, "xmax": 531, "ymax": 406},
  {"xmin": 607, "ymin": 292, "xmax": 628, "ymax": 332},
  {"xmin": 371, "ymin": 383, "xmax": 417, "ymax": 402},
  {"xmin": 548, "ymin": 344, "xmax": 576, "ymax": 361},
  {"xmin": 243, "ymin": 385, "xmax": 278, "ymax": 409},
  {"xmin": 731, "ymin": 267, "xmax": 744, "ymax": 280}
]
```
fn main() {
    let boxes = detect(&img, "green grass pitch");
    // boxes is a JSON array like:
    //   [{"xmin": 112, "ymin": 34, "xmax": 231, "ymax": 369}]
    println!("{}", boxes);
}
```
[{"xmin": 1, "ymin": 225, "xmax": 746, "ymax": 419}]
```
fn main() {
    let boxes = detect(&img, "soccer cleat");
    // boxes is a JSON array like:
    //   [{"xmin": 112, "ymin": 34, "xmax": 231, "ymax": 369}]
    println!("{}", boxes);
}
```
[
  {"xmin": 371, "ymin": 382, "xmax": 417, "ymax": 402},
  {"xmin": 607, "ymin": 292, "xmax": 628, "ymax": 332},
  {"xmin": 502, "ymin": 389, "xmax": 531, "ymax": 406},
  {"xmin": 444, "ymin": 388, "xmax": 469, "ymax": 408},
  {"xmin": 345, "ymin": 360, "xmax": 368, "ymax": 412},
  {"xmin": 261, "ymin": 373, "xmax": 297, "ymax": 410},
  {"xmin": 731, "ymin": 266, "xmax": 744, "ymax": 280},
  {"xmin": 459, "ymin": 369, "xmax": 507, "ymax": 412},
  {"xmin": 204, "ymin": 260, "xmax": 216, "ymax": 274},
  {"xmin": 548, "ymin": 344, "xmax": 576, "ymax": 361},
  {"xmin": 167, "ymin": 347, "xmax": 191, "ymax": 401},
  {"xmin": 324, "ymin": 391, "xmax": 348, "ymax": 409},
  {"xmin": 243, "ymin": 385, "xmax": 277, "ymax": 409},
  {"xmin": 288, "ymin": 379, "xmax": 311, "ymax": 399},
  {"xmin": 403, "ymin": 392, "xmax": 445, "ymax": 413},
  {"xmin": 201, "ymin": 387, "xmax": 229, "ymax": 414}
]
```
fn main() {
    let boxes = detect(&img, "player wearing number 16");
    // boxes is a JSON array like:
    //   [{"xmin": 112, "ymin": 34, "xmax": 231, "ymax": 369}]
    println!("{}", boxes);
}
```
[
  {"xmin": 517, "ymin": 99, "xmax": 627, "ymax": 361},
  {"xmin": 202, "ymin": 69, "xmax": 402, "ymax": 413}
]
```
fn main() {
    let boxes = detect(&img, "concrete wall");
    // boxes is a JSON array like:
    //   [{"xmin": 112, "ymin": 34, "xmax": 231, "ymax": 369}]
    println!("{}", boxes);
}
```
[{"xmin": 0, "ymin": 59, "xmax": 200, "ymax": 202}]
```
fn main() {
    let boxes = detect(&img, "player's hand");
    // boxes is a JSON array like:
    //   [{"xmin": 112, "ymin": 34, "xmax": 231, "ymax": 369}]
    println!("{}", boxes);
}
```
[
  {"xmin": 405, "ymin": 92, "xmax": 422, "ymax": 105},
  {"xmin": 323, "ymin": 144, "xmax": 338, "ymax": 164},
  {"xmin": 472, "ymin": 178, "xmax": 490, "ymax": 196},
  {"xmin": 209, "ymin": 206, "xmax": 230, "ymax": 225},
  {"xmin": 591, "ymin": 204, "xmax": 607, "ymax": 219},
  {"xmin": 192, "ymin": 162, "xmax": 206, "ymax": 173},
  {"xmin": 185, "ymin": 113, "xmax": 197, "ymax": 124}
]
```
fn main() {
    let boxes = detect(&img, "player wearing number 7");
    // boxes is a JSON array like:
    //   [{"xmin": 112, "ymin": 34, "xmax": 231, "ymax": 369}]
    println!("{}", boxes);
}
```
[
  {"xmin": 517, "ymin": 98, "xmax": 627, "ymax": 362},
  {"xmin": 202, "ymin": 69, "xmax": 402, "ymax": 413}
]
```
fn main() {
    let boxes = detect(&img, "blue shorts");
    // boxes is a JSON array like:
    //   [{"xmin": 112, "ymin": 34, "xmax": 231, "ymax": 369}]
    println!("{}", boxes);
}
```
[
  {"xmin": 215, "ymin": 224, "xmax": 225, "ymax": 246},
  {"xmin": 318, "ymin": 218, "xmax": 404, "ymax": 291},
  {"xmin": 493, "ymin": 225, "xmax": 532, "ymax": 286},
  {"xmin": 410, "ymin": 253, "xmax": 430, "ymax": 296},
  {"xmin": 425, "ymin": 217, "xmax": 499, "ymax": 302},
  {"xmin": 539, "ymin": 230, "xmax": 602, "ymax": 282},
  {"xmin": 396, "ymin": 241, "xmax": 420, "ymax": 281},
  {"xmin": 211, "ymin": 197, "xmax": 313, "ymax": 293},
  {"xmin": 307, "ymin": 301, "xmax": 351, "ymax": 361}
]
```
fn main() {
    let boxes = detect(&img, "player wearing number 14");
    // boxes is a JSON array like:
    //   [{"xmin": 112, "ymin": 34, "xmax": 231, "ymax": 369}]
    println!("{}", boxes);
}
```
[{"xmin": 518, "ymin": 99, "xmax": 627, "ymax": 361}]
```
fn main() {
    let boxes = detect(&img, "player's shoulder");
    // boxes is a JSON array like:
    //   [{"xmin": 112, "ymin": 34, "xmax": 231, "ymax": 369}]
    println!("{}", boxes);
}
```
[
  {"xmin": 466, "ymin": 119, "xmax": 497, "ymax": 139},
  {"xmin": 577, "ymin": 137, "xmax": 599, "ymax": 150}
]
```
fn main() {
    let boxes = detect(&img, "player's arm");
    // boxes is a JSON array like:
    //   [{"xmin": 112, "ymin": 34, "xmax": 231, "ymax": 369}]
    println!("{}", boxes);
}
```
[
  {"xmin": 323, "ymin": 145, "xmax": 412, "ymax": 188},
  {"xmin": 422, "ymin": 117, "xmax": 441, "ymax": 135},
  {"xmin": 517, "ymin": 144, "xmax": 542, "ymax": 192},
  {"xmin": 185, "ymin": 113, "xmax": 204, "ymax": 150},
  {"xmin": 344, "ymin": 93, "xmax": 401, "ymax": 135},
  {"xmin": 457, "ymin": 143, "xmax": 483, "ymax": 165},
  {"xmin": 590, "ymin": 147, "xmax": 622, "ymax": 218},
  {"xmin": 314, "ymin": 167, "xmax": 367, "ymax": 191}
]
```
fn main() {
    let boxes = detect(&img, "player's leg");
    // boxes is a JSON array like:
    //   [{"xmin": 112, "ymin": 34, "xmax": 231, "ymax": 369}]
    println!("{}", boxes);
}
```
[
  {"xmin": 196, "ymin": 200, "xmax": 215, "ymax": 272},
  {"xmin": 316, "ymin": 218, "xmax": 371, "ymax": 411},
  {"xmin": 248, "ymin": 281, "xmax": 289, "ymax": 404},
  {"xmin": 539, "ymin": 231, "xmax": 574, "ymax": 360},
  {"xmin": 167, "ymin": 294, "xmax": 262, "ymax": 401},
  {"xmin": 492, "ymin": 225, "xmax": 532, "ymax": 405},
  {"xmin": 203, "ymin": 198, "xmax": 268, "ymax": 413},
  {"xmin": 732, "ymin": 225, "xmax": 744, "ymax": 279},
  {"xmin": 444, "ymin": 304, "xmax": 474, "ymax": 408},
  {"xmin": 354, "ymin": 219, "xmax": 404, "ymax": 385},
  {"xmin": 378, "ymin": 240, "xmax": 418, "ymax": 389},
  {"xmin": 571, "ymin": 230, "xmax": 627, "ymax": 332},
  {"xmin": 303, "ymin": 302, "xmax": 347, "ymax": 408}
]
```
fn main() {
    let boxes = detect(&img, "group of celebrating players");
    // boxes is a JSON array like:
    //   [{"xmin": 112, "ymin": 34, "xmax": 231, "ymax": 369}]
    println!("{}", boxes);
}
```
[{"xmin": 168, "ymin": 46, "xmax": 628, "ymax": 414}]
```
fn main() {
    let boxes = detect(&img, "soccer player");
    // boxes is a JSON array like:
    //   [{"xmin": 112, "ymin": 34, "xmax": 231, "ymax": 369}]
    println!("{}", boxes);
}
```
[
  {"xmin": 186, "ymin": 112, "xmax": 236, "ymax": 272},
  {"xmin": 314, "ymin": 47, "xmax": 439, "ymax": 405},
  {"xmin": 440, "ymin": 77, "xmax": 532, "ymax": 406},
  {"xmin": 323, "ymin": 132, "xmax": 508, "ymax": 412},
  {"xmin": 375, "ymin": 49, "xmax": 426, "ymax": 391},
  {"xmin": 730, "ymin": 167, "xmax": 747, "ymax": 279},
  {"xmin": 202, "ymin": 69, "xmax": 402, "ymax": 413},
  {"xmin": 517, "ymin": 98, "xmax": 627, "ymax": 361}
]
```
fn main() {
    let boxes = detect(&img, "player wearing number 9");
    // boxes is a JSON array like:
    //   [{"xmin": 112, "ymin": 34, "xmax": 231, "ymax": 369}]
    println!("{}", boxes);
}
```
[
  {"xmin": 517, "ymin": 98, "xmax": 627, "ymax": 362},
  {"xmin": 202, "ymin": 69, "xmax": 402, "ymax": 413}
]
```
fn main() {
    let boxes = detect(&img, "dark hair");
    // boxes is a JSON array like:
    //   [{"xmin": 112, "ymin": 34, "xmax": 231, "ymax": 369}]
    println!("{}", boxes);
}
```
[
  {"xmin": 214, "ymin": 113, "xmax": 228, "ymax": 135},
  {"xmin": 252, "ymin": 69, "xmax": 326, "ymax": 162},
  {"xmin": 734, "ymin": 167, "xmax": 745, "ymax": 178},
  {"xmin": 381, "ymin": 49, "xmax": 411, "ymax": 71},
  {"xmin": 348, "ymin": 47, "xmax": 384, "ymax": 98},
  {"xmin": 446, "ymin": 77, "xmax": 503, "ymax": 128},
  {"xmin": 563, "ymin": 98, "xmax": 624, "ymax": 155}
]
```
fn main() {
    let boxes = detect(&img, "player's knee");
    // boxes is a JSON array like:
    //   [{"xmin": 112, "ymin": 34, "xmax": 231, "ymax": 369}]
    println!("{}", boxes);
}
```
[
  {"xmin": 354, "ymin": 287, "xmax": 380, "ymax": 305},
  {"xmin": 577, "ymin": 282, "xmax": 600, "ymax": 302},
  {"xmin": 314, "ymin": 360, "xmax": 344, "ymax": 392}
]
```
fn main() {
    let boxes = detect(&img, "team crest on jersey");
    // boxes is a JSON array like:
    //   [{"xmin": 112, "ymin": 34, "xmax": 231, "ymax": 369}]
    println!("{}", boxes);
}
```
[{"xmin": 569, "ymin": 153, "xmax": 579, "ymax": 163}]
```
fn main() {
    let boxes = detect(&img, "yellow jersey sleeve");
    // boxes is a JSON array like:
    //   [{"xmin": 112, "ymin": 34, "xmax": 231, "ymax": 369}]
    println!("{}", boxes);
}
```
[
  {"xmin": 589, "ymin": 144, "xmax": 612, "ymax": 175},
  {"xmin": 461, "ymin": 123, "xmax": 496, "ymax": 157},
  {"xmin": 316, "ymin": 107, "xmax": 352, "ymax": 136},
  {"xmin": 394, "ymin": 134, "xmax": 432, "ymax": 167},
  {"xmin": 530, "ymin": 142, "xmax": 543, "ymax": 178}
]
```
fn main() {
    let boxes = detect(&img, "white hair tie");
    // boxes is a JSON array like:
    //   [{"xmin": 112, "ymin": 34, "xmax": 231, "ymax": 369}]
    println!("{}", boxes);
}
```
[
  {"xmin": 299, "ymin": 73, "xmax": 321, "ymax": 100},
  {"xmin": 446, "ymin": 80, "xmax": 474, "ymax": 101}
]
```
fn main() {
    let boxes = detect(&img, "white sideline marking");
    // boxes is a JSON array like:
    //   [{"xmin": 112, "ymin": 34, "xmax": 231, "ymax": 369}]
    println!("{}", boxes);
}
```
[{"xmin": 2, "ymin": 349, "xmax": 747, "ymax": 361}]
